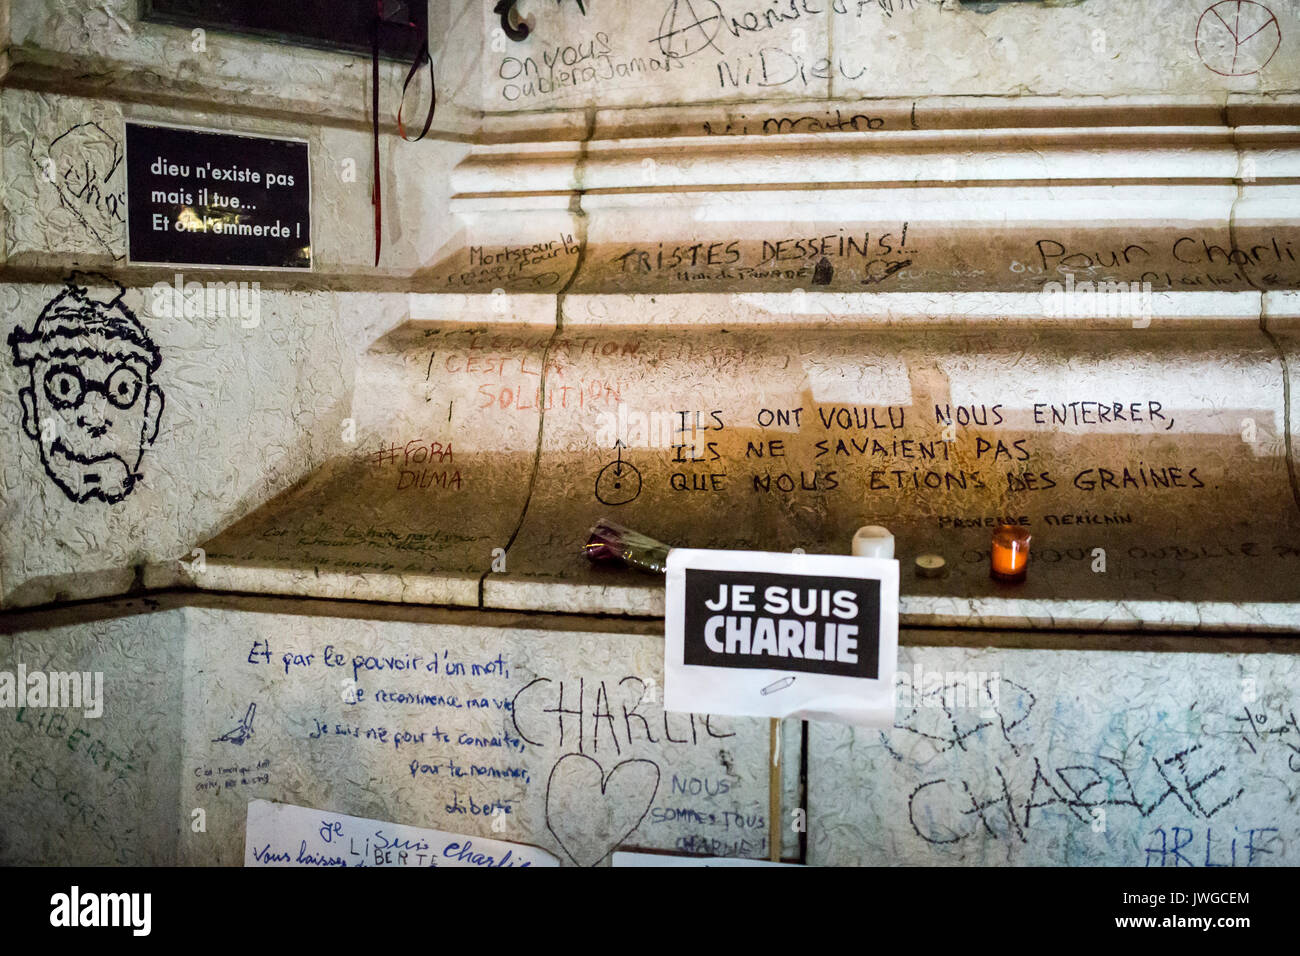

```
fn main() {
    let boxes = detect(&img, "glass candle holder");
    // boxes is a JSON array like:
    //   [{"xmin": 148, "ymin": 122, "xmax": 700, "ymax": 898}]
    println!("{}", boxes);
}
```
[{"xmin": 990, "ymin": 524, "xmax": 1031, "ymax": 582}]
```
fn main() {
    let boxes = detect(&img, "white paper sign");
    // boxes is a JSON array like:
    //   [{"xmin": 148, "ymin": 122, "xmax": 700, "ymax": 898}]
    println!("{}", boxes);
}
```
[
  {"xmin": 664, "ymin": 549, "xmax": 898, "ymax": 727},
  {"xmin": 243, "ymin": 799, "xmax": 559, "ymax": 868},
  {"xmin": 613, "ymin": 851, "xmax": 798, "ymax": 867}
]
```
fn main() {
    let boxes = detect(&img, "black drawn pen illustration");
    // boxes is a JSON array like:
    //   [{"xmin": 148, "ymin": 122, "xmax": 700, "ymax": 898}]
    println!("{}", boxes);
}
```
[
  {"xmin": 761, "ymin": 676, "xmax": 795, "ymax": 695},
  {"xmin": 214, "ymin": 703, "xmax": 257, "ymax": 746}
]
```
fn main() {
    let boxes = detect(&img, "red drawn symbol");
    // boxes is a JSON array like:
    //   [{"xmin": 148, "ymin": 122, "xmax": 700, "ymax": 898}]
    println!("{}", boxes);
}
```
[{"xmin": 1195, "ymin": 0, "xmax": 1281, "ymax": 76}]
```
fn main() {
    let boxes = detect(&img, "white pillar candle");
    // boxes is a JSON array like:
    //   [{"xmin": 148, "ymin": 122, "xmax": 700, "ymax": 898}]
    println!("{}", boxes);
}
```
[{"xmin": 851, "ymin": 525, "xmax": 895, "ymax": 559}]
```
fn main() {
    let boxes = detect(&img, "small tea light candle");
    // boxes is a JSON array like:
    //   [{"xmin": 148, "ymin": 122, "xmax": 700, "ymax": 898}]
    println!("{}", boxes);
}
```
[
  {"xmin": 990, "ymin": 524, "xmax": 1031, "ymax": 582},
  {"xmin": 852, "ymin": 525, "xmax": 895, "ymax": 559},
  {"xmin": 914, "ymin": 553, "xmax": 946, "ymax": 578}
]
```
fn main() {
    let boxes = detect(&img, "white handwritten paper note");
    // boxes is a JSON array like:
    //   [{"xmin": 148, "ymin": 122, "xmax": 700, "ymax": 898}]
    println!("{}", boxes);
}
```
[
  {"xmin": 612, "ymin": 851, "xmax": 797, "ymax": 867},
  {"xmin": 244, "ymin": 799, "xmax": 559, "ymax": 867}
]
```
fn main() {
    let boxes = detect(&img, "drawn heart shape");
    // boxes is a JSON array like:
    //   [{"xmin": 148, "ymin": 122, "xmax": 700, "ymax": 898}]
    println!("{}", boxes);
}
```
[{"xmin": 545, "ymin": 753, "xmax": 660, "ymax": 867}]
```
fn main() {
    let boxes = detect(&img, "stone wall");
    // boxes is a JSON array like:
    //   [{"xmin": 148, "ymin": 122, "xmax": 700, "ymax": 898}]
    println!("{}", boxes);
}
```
[{"xmin": 0, "ymin": 0, "xmax": 1297, "ymax": 867}]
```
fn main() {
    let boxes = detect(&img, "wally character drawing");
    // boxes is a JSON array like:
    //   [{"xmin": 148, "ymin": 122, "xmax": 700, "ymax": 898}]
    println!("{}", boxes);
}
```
[{"xmin": 8, "ymin": 275, "xmax": 163, "ymax": 503}]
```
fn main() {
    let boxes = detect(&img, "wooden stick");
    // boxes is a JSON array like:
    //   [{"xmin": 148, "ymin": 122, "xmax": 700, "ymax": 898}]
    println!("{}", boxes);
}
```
[{"xmin": 768, "ymin": 717, "xmax": 782, "ymax": 862}]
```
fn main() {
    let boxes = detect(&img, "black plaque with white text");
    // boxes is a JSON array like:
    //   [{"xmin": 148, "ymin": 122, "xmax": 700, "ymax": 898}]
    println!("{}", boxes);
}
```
[
  {"xmin": 126, "ymin": 123, "xmax": 311, "ymax": 269},
  {"xmin": 682, "ymin": 568, "xmax": 881, "ymax": 679}
]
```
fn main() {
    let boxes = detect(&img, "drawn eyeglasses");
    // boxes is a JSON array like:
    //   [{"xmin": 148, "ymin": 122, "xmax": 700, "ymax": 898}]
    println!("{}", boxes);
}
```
[{"xmin": 43, "ymin": 363, "xmax": 143, "ymax": 410}]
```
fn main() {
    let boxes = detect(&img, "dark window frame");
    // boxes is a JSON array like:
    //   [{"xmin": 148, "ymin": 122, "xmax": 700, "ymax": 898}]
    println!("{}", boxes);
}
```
[{"xmin": 140, "ymin": 0, "xmax": 428, "ymax": 62}]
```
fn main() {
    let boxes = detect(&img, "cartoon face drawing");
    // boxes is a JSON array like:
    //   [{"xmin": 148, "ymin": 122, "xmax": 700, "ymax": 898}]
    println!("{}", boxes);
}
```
[{"xmin": 8, "ymin": 276, "xmax": 164, "ymax": 503}]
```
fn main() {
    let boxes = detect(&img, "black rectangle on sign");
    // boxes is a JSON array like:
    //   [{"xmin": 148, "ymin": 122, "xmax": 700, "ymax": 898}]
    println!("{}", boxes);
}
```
[
  {"xmin": 126, "ymin": 123, "xmax": 311, "ymax": 269},
  {"xmin": 682, "ymin": 569, "xmax": 880, "ymax": 679}
]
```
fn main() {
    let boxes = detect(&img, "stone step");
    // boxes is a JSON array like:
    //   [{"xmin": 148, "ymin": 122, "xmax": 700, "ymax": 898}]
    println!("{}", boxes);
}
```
[{"xmin": 164, "ymin": 290, "xmax": 1300, "ymax": 632}]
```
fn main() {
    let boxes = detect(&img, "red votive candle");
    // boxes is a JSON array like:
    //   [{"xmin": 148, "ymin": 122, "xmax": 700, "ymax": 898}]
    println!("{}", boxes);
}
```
[{"xmin": 990, "ymin": 524, "xmax": 1031, "ymax": 582}]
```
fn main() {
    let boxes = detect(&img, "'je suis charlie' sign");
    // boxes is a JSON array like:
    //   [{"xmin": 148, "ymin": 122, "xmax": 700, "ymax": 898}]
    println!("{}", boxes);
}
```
[{"xmin": 665, "ymin": 550, "xmax": 899, "ymax": 727}]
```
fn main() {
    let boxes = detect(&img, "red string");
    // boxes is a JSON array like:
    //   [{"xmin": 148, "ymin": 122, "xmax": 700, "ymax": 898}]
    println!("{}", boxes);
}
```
[{"xmin": 372, "ymin": 1, "xmax": 382, "ymax": 267}]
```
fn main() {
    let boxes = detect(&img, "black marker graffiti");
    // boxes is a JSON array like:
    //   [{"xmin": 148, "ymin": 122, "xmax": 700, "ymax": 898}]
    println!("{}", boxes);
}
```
[
  {"xmin": 545, "ymin": 752, "xmax": 660, "ymax": 866},
  {"xmin": 40, "ymin": 122, "xmax": 126, "ymax": 259},
  {"xmin": 893, "ymin": 677, "xmax": 1036, "ymax": 757},
  {"xmin": 213, "ymin": 703, "xmax": 257, "ymax": 746},
  {"xmin": 1233, "ymin": 704, "xmax": 1300, "ymax": 771},
  {"xmin": 8, "ymin": 274, "xmax": 164, "ymax": 504},
  {"xmin": 595, "ymin": 440, "xmax": 642, "ymax": 505},
  {"xmin": 861, "ymin": 258, "xmax": 912, "ymax": 285},
  {"xmin": 653, "ymin": 0, "xmax": 724, "ymax": 58},
  {"xmin": 903, "ymin": 684, "xmax": 1247, "ymax": 851}
]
